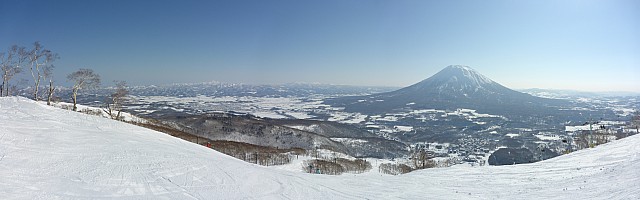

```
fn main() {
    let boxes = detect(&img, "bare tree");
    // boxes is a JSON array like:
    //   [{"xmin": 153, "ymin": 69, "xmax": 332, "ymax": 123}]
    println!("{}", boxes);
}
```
[
  {"xmin": 28, "ymin": 42, "xmax": 58, "ymax": 101},
  {"xmin": 43, "ymin": 65, "xmax": 55, "ymax": 105},
  {"xmin": 411, "ymin": 149, "xmax": 435, "ymax": 169},
  {"xmin": 1, "ymin": 50, "xmax": 9, "ymax": 96},
  {"xmin": 67, "ymin": 68, "xmax": 100, "ymax": 111},
  {"xmin": 1, "ymin": 45, "xmax": 28, "ymax": 96},
  {"xmin": 0, "ymin": 53, "xmax": 4, "ymax": 96},
  {"xmin": 631, "ymin": 111, "xmax": 640, "ymax": 135},
  {"xmin": 104, "ymin": 81, "xmax": 129, "ymax": 120}
]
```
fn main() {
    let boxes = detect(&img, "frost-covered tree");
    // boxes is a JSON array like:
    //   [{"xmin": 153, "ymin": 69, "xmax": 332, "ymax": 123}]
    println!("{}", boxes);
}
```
[
  {"xmin": 104, "ymin": 81, "xmax": 129, "ymax": 120},
  {"xmin": 67, "ymin": 68, "xmax": 100, "ymax": 111},
  {"xmin": 411, "ymin": 149, "xmax": 435, "ymax": 169},
  {"xmin": 28, "ymin": 42, "xmax": 58, "ymax": 101},
  {"xmin": 1, "ymin": 45, "xmax": 28, "ymax": 96}
]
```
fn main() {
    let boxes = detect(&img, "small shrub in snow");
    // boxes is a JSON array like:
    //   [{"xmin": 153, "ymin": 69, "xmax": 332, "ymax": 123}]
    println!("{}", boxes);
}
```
[
  {"xmin": 59, "ymin": 104, "xmax": 74, "ymax": 111},
  {"xmin": 336, "ymin": 158, "xmax": 371, "ymax": 174},
  {"xmin": 80, "ymin": 108, "xmax": 102, "ymax": 116},
  {"xmin": 303, "ymin": 159, "xmax": 345, "ymax": 175},
  {"xmin": 379, "ymin": 163, "xmax": 413, "ymax": 175}
]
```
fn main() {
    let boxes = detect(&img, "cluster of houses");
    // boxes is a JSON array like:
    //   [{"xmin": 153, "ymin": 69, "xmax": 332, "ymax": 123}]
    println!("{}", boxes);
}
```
[{"xmin": 407, "ymin": 138, "xmax": 493, "ymax": 166}]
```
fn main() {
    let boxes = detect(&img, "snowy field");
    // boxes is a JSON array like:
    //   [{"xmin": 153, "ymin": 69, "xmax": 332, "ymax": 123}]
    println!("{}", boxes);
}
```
[
  {"xmin": 1, "ymin": 97, "xmax": 638, "ymax": 199},
  {"xmin": 130, "ymin": 95, "xmax": 324, "ymax": 120}
]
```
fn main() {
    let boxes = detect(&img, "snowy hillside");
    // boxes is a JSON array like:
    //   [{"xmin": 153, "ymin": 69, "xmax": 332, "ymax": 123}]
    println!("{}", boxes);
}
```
[{"xmin": 1, "ymin": 97, "xmax": 638, "ymax": 199}]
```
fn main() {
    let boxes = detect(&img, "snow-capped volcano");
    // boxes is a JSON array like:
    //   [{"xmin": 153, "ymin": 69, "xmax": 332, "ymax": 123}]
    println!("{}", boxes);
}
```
[
  {"xmin": 327, "ymin": 65, "xmax": 565, "ymax": 115},
  {"xmin": 408, "ymin": 65, "xmax": 496, "ymax": 93},
  {"xmin": 396, "ymin": 65, "xmax": 519, "ymax": 98}
]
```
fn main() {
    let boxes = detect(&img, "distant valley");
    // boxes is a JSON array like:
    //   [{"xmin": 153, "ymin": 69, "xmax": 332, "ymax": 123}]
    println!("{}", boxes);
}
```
[{"xmin": 43, "ymin": 66, "xmax": 639, "ymax": 166}]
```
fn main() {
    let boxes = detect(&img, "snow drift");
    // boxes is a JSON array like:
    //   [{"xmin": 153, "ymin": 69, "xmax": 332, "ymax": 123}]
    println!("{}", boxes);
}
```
[{"xmin": 0, "ymin": 97, "xmax": 638, "ymax": 199}]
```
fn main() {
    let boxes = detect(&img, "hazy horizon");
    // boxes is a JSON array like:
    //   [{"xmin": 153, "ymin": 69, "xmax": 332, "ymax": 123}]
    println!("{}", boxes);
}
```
[{"xmin": 1, "ymin": 0, "xmax": 639, "ymax": 92}]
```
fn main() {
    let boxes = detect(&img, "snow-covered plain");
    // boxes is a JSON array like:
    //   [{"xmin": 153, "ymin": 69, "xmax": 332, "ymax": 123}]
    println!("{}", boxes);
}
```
[
  {"xmin": 1, "ymin": 97, "xmax": 639, "ymax": 199},
  {"xmin": 131, "ymin": 95, "xmax": 322, "ymax": 120}
]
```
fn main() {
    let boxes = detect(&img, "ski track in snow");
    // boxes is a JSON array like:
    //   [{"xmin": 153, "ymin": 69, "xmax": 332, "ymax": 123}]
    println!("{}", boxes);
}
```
[{"xmin": 0, "ymin": 97, "xmax": 638, "ymax": 199}]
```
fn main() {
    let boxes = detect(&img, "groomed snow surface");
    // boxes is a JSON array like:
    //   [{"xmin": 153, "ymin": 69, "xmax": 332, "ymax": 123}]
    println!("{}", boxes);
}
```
[{"xmin": 1, "ymin": 97, "xmax": 638, "ymax": 199}]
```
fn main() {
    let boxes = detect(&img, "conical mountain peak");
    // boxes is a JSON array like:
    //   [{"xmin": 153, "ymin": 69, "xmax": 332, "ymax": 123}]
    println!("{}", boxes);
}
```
[
  {"xmin": 429, "ymin": 65, "xmax": 494, "ymax": 86},
  {"xmin": 445, "ymin": 65, "xmax": 473, "ymax": 70},
  {"xmin": 404, "ymin": 65, "xmax": 498, "ymax": 94},
  {"xmin": 327, "ymin": 65, "xmax": 561, "ymax": 115}
]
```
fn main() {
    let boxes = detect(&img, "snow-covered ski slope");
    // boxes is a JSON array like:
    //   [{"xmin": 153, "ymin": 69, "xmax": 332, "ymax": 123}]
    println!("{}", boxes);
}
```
[{"xmin": 0, "ymin": 97, "xmax": 638, "ymax": 199}]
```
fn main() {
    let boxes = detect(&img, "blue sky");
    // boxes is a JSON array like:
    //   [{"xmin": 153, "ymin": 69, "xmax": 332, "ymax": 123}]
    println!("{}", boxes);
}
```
[{"xmin": 1, "ymin": 0, "xmax": 639, "ymax": 92}]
